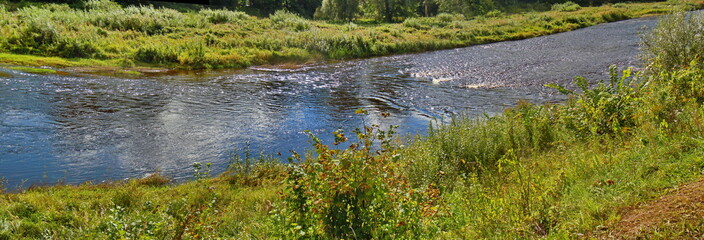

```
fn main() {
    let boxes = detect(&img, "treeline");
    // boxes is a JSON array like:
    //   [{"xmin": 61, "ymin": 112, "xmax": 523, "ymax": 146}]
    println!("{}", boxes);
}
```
[
  {"xmin": 4, "ymin": 0, "xmax": 658, "ymax": 21},
  {"xmin": 213, "ymin": 0, "xmax": 652, "ymax": 21}
]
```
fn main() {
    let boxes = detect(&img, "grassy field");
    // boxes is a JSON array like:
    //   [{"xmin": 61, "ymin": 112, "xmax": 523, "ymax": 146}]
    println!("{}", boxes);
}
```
[
  {"xmin": 0, "ymin": 0, "xmax": 702, "ymax": 72},
  {"xmin": 2, "ymin": 9, "xmax": 704, "ymax": 239}
]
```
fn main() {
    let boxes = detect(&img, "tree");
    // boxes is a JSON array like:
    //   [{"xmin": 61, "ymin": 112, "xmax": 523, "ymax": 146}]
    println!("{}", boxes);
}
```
[
  {"xmin": 362, "ymin": 0, "xmax": 419, "ymax": 22},
  {"xmin": 437, "ymin": 0, "xmax": 495, "ymax": 17},
  {"xmin": 314, "ymin": 0, "xmax": 359, "ymax": 21}
]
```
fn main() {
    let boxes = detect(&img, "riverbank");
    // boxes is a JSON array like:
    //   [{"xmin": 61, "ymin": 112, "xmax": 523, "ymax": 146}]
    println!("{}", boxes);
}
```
[
  {"xmin": 0, "ymin": 0, "xmax": 702, "ymax": 73},
  {"xmin": 3, "ymin": 10, "xmax": 704, "ymax": 238}
]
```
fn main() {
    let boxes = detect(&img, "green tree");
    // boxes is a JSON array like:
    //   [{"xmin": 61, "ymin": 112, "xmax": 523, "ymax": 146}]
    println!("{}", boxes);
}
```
[
  {"xmin": 283, "ymin": 0, "xmax": 322, "ymax": 18},
  {"xmin": 314, "ymin": 0, "xmax": 359, "ymax": 21},
  {"xmin": 362, "ymin": 0, "xmax": 419, "ymax": 22},
  {"xmin": 437, "ymin": 0, "xmax": 495, "ymax": 16}
]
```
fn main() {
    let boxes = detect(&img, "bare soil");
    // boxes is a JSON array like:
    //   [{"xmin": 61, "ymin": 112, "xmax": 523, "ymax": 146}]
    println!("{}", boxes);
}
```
[{"xmin": 607, "ymin": 178, "xmax": 704, "ymax": 239}]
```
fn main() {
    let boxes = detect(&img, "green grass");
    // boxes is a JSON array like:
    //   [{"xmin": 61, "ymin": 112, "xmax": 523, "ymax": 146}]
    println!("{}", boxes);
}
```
[
  {"xmin": 3, "ymin": 5, "xmax": 704, "ymax": 240},
  {"xmin": 7, "ymin": 66, "xmax": 57, "ymax": 74},
  {"xmin": 0, "ymin": 0, "xmax": 701, "ymax": 71}
]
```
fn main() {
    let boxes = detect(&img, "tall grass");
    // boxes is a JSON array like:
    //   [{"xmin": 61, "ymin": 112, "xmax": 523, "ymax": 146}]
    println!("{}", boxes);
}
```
[{"xmin": 0, "ymin": 0, "xmax": 695, "ymax": 70}]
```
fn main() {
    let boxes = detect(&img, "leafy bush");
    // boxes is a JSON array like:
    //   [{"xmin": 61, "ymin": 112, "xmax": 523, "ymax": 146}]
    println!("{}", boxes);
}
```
[
  {"xmin": 270, "ymin": 10, "xmax": 311, "ymax": 32},
  {"xmin": 485, "ymin": 9, "xmax": 503, "ymax": 18},
  {"xmin": 88, "ymin": 5, "xmax": 183, "ymax": 35},
  {"xmin": 199, "ymin": 9, "xmax": 249, "ymax": 24},
  {"xmin": 274, "ymin": 113, "xmax": 441, "ymax": 239},
  {"xmin": 642, "ymin": 11, "xmax": 704, "ymax": 71},
  {"xmin": 551, "ymin": 1, "xmax": 581, "ymax": 12},
  {"xmin": 547, "ymin": 65, "xmax": 641, "ymax": 136},
  {"xmin": 54, "ymin": 37, "xmax": 103, "ymax": 58},
  {"xmin": 436, "ymin": 13, "xmax": 455, "ymax": 22},
  {"xmin": 134, "ymin": 44, "xmax": 179, "ymax": 64},
  {"xmin": 8, "ymin": 15, "xmax": 60, "ymax": 54},
  {"xmin": 83, "ymin": 0, "xmax": 121, "ymax": 11}
]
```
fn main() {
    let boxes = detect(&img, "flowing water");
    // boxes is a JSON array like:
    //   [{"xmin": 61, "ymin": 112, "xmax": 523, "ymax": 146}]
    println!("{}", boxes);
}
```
[{"xmin": 0, "ymin": 17, "xmax": 657, "ymax": 188}]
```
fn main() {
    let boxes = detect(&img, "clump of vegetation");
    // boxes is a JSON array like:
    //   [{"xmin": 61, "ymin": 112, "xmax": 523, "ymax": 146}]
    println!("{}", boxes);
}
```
[
  {"xmin": 552, "ymin": 1, "xmax": 581, "ymax": 12},
  {"xmin": 273, "ymin": 117, "xmax": 441, "ymax": 238},
  {"xmin": 270, "ymin": 10, "xmax": 311, "ymax": 31},
  {"xmin": 199, "ymin": 8, "xmax": 249, "ymax": 24},
  {"xmin": 642, "ymin": 11, "xmax": 704, "ymax": 70}
]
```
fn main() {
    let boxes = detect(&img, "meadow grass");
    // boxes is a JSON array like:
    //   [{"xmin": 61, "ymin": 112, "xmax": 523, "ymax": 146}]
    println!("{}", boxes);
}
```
[{"xmin": 0, "ymin": 0, "xmax": 701, "ymax": 71}]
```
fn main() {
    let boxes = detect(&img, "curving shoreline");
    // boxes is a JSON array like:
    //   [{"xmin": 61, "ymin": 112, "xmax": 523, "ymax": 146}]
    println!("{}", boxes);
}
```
[{"xmin": 0, "ymin": 0, "xmax": 701, "ymax": 75}]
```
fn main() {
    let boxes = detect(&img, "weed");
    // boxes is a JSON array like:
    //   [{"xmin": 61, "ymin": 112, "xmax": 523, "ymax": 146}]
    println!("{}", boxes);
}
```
[
  {"xmin": 547, "ymin": 65, "xmax": 640, "ymax": 136},
  {"xmin": 274, "ymin": 112, "xmax": 441, "ymax": 238},
  {"xmin": 192, "ymin": 162, "xmax": 212, "ymax": 181},
  {"xmin": 136, "ymin": 173, "xmax": 171, "ymax": 187}
]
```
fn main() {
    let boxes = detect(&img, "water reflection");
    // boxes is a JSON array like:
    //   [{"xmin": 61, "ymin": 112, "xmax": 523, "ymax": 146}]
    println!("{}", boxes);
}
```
[{"xmin": 0, "ymin": 16, "xmax": 657, "ymax": 188}]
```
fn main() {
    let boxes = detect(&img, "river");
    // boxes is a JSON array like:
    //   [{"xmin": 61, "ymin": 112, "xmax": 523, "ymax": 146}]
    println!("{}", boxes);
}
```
[{"xmin": 0, "ymin": 16, "xmax": 657, "ymax": 188}]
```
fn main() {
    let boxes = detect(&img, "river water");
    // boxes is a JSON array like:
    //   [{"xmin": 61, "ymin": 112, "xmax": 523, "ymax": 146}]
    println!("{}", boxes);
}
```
[{"xmin": 0, "ymin": 16, "xmax": 657, "ymax": 188}]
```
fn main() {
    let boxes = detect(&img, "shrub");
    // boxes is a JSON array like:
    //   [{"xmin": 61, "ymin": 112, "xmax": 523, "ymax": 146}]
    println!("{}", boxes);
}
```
[
  {"xmin": 83, "ymin": 0, "xmax": 121, "ymax": 11},
  {"xmin": 53, "ymin": 37, "xmax": 103, "ymax": 58},
  {"xmin": 547, "ymin": 65, "xmax": 641, "ymax": 136},
  {"xmin": 485, "ymin": 9, "xmax": 503, "ymax": 18},
  {"xmin": 551, "ymin": 1, "xmax": 581, "ymax": 12},
  {"xmin": 436, "ymin": 12, "xmax": 455, "ymax": 22},
  {"xmin": 136, "ymin": 173, "xmax": 171, "ymax": 187},
  {"xmin": 199, "ymin": 9, "xmax": 249, "ymax": 24},
  {"xmin": 270, "ymin": 10, "xmax": 311, "ymax": 31},
  {"xmin": 88, "ymin": 5, "xmax": 183, "ymax": 35},
  {"xmin": 403, "ymin": 17, "xmax": 427, "ymax": 29},
  {"xmin": 134, "ymin": 44, "xmax": 179, "ymax": 64},
  {"xmin": 641, "ymin": 11, "xmax": 704, "ymax": 71},
  {"xmin": 613, "ymin": 3, "xmax": 627, "ymax": 8},
  {"xmin": 274, "ymin": 114, "xmax": 441, "ymax": 239}
]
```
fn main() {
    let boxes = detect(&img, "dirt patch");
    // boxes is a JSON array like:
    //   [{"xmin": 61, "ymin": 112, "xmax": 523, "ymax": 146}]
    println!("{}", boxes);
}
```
[{"xmin": 608, "ymin": 178, "xmax": 704, "ymax": 239}]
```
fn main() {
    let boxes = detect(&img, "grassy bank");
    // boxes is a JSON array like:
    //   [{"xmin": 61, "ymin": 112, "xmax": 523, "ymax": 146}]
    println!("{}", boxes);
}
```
[
  {"xmin": 0, "ymin": 0, "xmax": 702, "ymax": 71},
  {"xmin": 3, "ymin": 7, "xmax": 704, "ymax": 240}
]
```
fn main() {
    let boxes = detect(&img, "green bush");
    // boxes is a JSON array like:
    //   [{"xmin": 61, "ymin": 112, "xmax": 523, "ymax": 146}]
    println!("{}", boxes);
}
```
[
  {"xmin": 270, "ymin": 10, "xmax": 311, "ymax": 32},
  {"xmin": 83, "ymin": 0, "xmax": 121, "ymax": 11},
  {"xmin": 436, "ymin": 13, "xmax": 455, "ymax": 22},
  {"xmin": 134, "ymin": 44, "xmax": 179, "ymax": 64},
  {"xmin": 199, "ymin": 9, "xmax": 249, "ymax": 24},
  {"xmin": 642, "ymin": 11, "xmax": 704, "ymax": 71},
  {"xmin": 485, "ymin": 9, "xmax": 503, "ymax": 18},
  {"xmin": 551, "ymin": 1, "xmax": 581, "ymax": 12},
  {"xmin": 54, "ymin": 37, "xmax": 103, "ymax": 58},
  {"xmin": 547, "ymin": 65, "xmax": 641, "ymax": 136},
  {"xmin": 88, "ymin": 5, "xmax": 183, "ymax": 35},
  {"xmin": 274, "ymin": 116, "xmax": 441, "ymax": 239}
]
